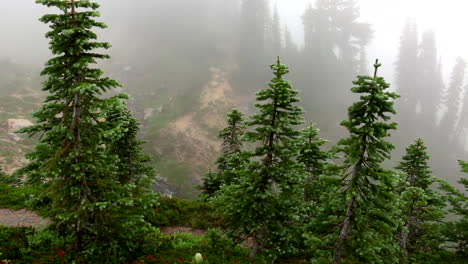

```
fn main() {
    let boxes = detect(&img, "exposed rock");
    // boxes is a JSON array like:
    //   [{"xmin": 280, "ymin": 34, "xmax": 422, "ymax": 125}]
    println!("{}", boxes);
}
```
[{"xmin": 6, "ymin": 118, "xmax": 33, "ymax": 134}]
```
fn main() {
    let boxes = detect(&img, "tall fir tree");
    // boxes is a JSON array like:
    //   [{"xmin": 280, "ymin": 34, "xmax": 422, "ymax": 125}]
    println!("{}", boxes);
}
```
[
  {"xmin": 201, "ymin": 109, "xmax": 246, "ymax": 197},
  {"xmin": 396, "ymin": 138, "xmax": 446, "ymax": 263},
  {"xmin": 214, "ymin": 57, "xmax": 306, "ymax": 258},
  {"xmin": 332, "ymin": 60, "xmax": 401, "ymax": 263},
  {"xmin": 20, "ymin": 0, "xmax": 158, "ymax": 257}
]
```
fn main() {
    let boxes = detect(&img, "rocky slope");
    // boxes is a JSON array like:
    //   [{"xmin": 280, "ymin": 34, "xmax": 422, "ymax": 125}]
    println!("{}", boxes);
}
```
[{"xmin": 0, "ymin": 62, "xmax": 245, "ymax": 199}]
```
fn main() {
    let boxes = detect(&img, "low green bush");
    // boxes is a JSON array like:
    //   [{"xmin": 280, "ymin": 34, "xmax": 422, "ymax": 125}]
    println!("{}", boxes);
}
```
[
  {"xmin": 150, "ymin": 197, "xmax": 222, "ymax": 229},
  {"xmin": 0, "ymin": 184, "xmax": 48, "ymax": 211}
]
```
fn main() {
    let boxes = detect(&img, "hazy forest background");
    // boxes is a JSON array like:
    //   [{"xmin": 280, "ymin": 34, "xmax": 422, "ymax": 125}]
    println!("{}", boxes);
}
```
[{"xmin": 1, "ymin": 0, "xmax": 467, "ymax": 199}]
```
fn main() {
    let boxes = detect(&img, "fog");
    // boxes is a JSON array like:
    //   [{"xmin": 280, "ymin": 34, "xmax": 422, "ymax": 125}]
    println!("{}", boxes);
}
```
[
  {"xmin": 4, "ymin": 1, "xmax": 468, "ymax": 79},
  {"xmin": 1, "ymin": 0, "xmax": 468, "ymax": 196}
]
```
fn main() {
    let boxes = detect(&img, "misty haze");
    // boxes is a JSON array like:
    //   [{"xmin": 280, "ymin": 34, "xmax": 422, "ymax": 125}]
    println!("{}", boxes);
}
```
[{"xmin": 0, "ymin": 0, "xmax": 467, "ymax": 263}]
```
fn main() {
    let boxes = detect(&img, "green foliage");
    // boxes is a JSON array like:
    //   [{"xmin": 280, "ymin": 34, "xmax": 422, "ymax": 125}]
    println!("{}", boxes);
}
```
[
  {"xmin": 201, "ymin": 109, "xmax": 247, "ymax": 198},
  {"xmin": 17, "ymin": 0, "xmax": 159, "ymax": 258},
  {"xmin": 150, "ymin": 197, "xmax": 221, "ymax": 230},
  {"xmin": 323, "ymin": 60, "xmax": 402, "ymax": 263},
  {"xmin": 396, "ymin": 138, "xmax": 447, "ymax": 263},
  {"xmin": 0, "ymin": 226, "xmax": 164, "ymax": 264},
  {"xmin": 0, "ymin": 167, "xmax": 20, "ymax": 186},
  {"xmin": 0, "ymin": 184, "xmax": 46, "ymax": 210},
  {"xmin": 296, "ymin": 123, "xmax": 331, "ymax": 202},
  {"xmin": 396, "ymin": 138, "xmax": 433, "ymax": 188},
  {"xmin": 200, "ymin": 168, "xmax": 223, "ymax": 199},
  {"xmin": 214, "ymin": 58, "xmax": 306, "ymax": 258},
  {"xmin": 440, "ymin": 161, "xmax": 468, "ymax": 260}
]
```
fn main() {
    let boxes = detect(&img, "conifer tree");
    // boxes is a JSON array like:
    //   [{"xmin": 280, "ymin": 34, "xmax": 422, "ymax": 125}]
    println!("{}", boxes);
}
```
[
  {"xmin": 332, "ymin": 60, "xmax": 401, "ymax": 263},
  {"xmin": 217, "ymin": 109, "xmax": 245, "ymax": 173},
  {"xmin": 396, "ymin": 138, "xmax": 446, "ymax": 263},
  {"xmin": 441, "ymin": 161, "xmax": 468, "ymax": 260},
  {"xmin": 200, "ymin": 168, "xmax": 221, "ymax": 198},
  {"xmin": 296, "ymin": 123, "xmax": 330, "ymax": 201},
  {"xmin": 440, "ymin": 58, "xmax": 466, "ymax": 140},
  {"xmin": 395, "ymin": 20, "xmax": 419, "ymax": 123},
  {"xmin": 215, "ymin": 109, "xmax": 247, "ymax": 185},
  {"xmin": 201, "ymin": 109, "xmax": 246, "ymax": 197},
  {"xmin": 20, "ymin": 0, "xmax": 158, "ymax": 256},
  {"xmin": 418, "ymin": 31, "xmax": 443, "ymax": 123},
  {"xmin": 214, "ymin": 57, "xmax": 306, "ymax": 257},
  {"xmin": 105, "ymin": 104, "xmax": 155, "ymax": 185}
]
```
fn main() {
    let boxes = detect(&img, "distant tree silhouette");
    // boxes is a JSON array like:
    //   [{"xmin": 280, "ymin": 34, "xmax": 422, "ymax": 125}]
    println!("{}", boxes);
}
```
[
  {"xmin": 395, "ymin": 20, "xmax": 419, "ymax": 125},
  {"xmin": 440, "ymin": 57, "xmax": 466, "ymax": 141},
  {"xmin": 418, "ymin": 31, "xmax": 444, "ymax": 126}
]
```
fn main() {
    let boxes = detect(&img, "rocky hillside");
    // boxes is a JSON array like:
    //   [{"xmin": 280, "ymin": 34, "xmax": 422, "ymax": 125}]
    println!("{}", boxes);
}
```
[
  {"xmin": 144, "ymin": 67, "xmax": 249, "ymax": 199},
  {"xmin": 0, "ymin": 61, "xmax": 246, "ymax": 199},
  {"xmin": 0, "ymin": 59, "xmax": 42, "ymax": 174}
]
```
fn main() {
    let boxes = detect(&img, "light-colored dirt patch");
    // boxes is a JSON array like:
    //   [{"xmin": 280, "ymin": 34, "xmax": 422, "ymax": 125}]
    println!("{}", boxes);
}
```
[
  {"xmin": 0, "ymin": 208, "xmax": 50, "ymax": 227},
  {"xmin": 159, "ymin": 113, "xmax": 220, "ymax": 169},
  {"xmin": 168, "ymin": 114, "xmax": 219, "ymax": 150},
  {"xmin": 200, "ymin": 78, "xmax": 233, "ymax": 109},
  {"xmin": 160, "ymin": 226, "xmax": 206, "ymax": 236}
]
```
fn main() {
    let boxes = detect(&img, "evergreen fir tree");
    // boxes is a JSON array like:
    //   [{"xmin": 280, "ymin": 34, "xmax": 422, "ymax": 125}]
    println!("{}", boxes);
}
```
[
  {"xmin": 296, "ymin": 123, "xmax": 330, "ymax": 201},
  {"xmin": 105, "ymin": 103, "xmax": 155, "ymax": 185},
  {"xmin": 201, "ymin": 109, "xmax": 246, "ymax": 197},
  {"xmin": 200, "ymin": 168, "xmax": 221, "ymax": 198},
  {"xmin": 217, "ymin": 109, "xmax": 245, "ymax": 171},
  {"xmin": 396, "ymin": 138, "xmax": 446, "ymax": 263},
  {"xmin": 441, "ymin": 161, "xmax": 468, "ymax": 261},
  {"xmin": 332, "ymin": 60, "xmax": 401, "ymax": 263},
  {"xmin": 440, "ymin": 58, "xmax": 467, "ymax": 140},
  {"xmin": 20, "ymin": 0, "xmax": 158, "ymax": 257},
  {"xmin": 214, "ymin": 57, "xmax": 306, "ymax": 257}
]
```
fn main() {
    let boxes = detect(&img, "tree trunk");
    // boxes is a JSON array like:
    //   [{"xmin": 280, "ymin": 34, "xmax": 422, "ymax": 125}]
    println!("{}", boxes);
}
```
[
  {"xmin": 333, "ymin": 195, "xmax": 357, "ymax": 264},
  {"xmin": 250, "ymin": 234, "xmax": 259, "ymax": 258}
]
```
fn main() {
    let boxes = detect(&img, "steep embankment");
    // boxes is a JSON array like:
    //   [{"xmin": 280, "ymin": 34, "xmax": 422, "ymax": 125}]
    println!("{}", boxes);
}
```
[
  {"xmin": 150, "ymin": 67, "xmax": 247, "ymax": 199},
  {"xmin": 0, "ymin": 62, "xmax": 246, "ymax": 199}
]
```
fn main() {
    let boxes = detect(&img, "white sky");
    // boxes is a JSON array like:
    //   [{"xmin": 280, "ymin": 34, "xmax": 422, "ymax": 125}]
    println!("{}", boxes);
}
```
[{"xmin": 275, "ymin": 0, "xmax": 468, "ymax": 81}]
